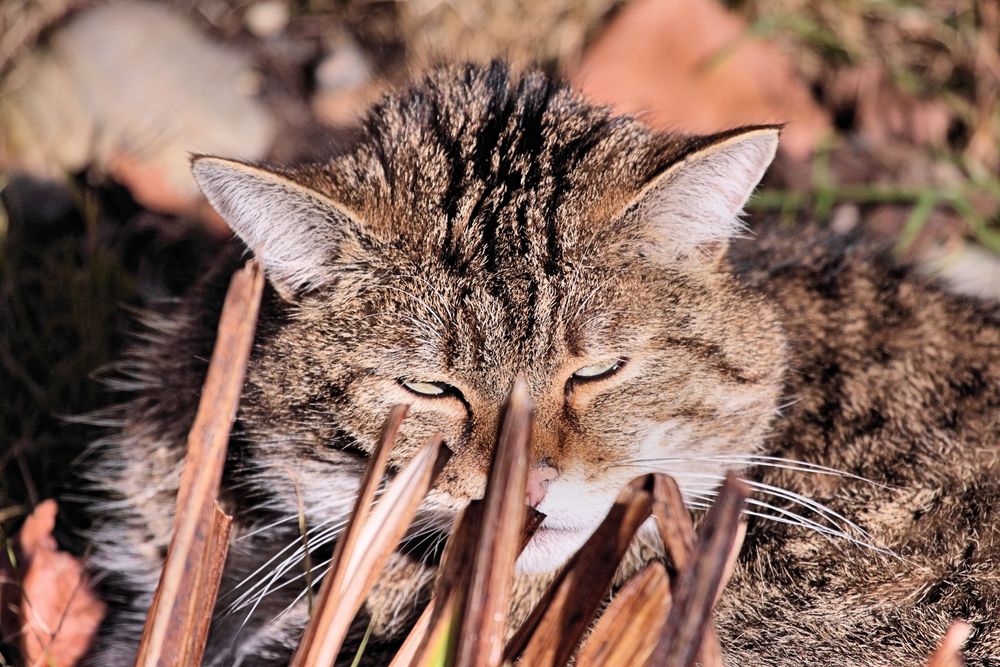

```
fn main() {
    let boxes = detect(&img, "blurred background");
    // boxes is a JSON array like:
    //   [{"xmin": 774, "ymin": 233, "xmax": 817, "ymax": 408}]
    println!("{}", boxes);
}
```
[{"xmin": 0, "ymin": 0, "xmax": 998, "ymax": 659}]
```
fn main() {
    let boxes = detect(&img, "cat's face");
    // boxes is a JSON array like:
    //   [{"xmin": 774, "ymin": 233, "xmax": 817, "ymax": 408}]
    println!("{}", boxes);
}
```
[{"xmin": 193, "ymin": 65, "xmax": 787, "ymax": 572}]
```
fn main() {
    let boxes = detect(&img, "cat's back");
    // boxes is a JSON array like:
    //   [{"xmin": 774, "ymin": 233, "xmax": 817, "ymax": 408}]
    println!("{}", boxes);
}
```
[
  {"xmin": 721, "ymin": 222, "xmax": 1000, "ymax": 665},
  {"xmin": 729, "ymin": 223, "xmax": 999, "ymax": 474}
]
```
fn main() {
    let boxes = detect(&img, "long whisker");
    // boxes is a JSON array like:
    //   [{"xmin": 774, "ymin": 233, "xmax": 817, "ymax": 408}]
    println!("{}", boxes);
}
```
[
  {"xmin": 692, "ymin": 487, "xmax": 874, "ymax": 546},
  {"xmin": 744, "ymin": 479, "xmax": 873, "ymax": 538},
  {"xmin": 611, "ymin": 454, "xmax": 889, "ymax": 487},
  {"xmin": 222, "ymin": 514, "xmax": 348, "ymax": 601},
  {"xmin": 224, "ymin": 517, "xmax": 350, "ymax": 613},
  {"xmin": 616, "ymin": 464, "xmax": 897, "ymax": 557}
]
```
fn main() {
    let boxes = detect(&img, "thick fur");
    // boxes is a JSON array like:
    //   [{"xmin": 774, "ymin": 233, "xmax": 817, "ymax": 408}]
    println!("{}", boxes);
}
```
[{"xmin": 85, "ymin": 63, "xmax": 999, "ymax": 665}]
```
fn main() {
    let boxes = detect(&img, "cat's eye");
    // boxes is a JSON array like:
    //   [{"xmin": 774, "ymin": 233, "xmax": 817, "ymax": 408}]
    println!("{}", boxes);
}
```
[
  {"xmin": 571, "ymin": 359, "xmax": 625, "ymax": 382},
  {"xmin": 401, "ymin": 380, "xmax": 451, "ymax": 398}
]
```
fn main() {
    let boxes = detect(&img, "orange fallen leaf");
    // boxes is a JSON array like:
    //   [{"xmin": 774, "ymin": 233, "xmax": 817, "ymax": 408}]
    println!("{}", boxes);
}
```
[
  {"xmin": 572, "ymin": 0, "xmax": 830, "ymax": 161},
  {"xmin": 18, "ymin": 500, "xmax": 105, "ymax": 667}
]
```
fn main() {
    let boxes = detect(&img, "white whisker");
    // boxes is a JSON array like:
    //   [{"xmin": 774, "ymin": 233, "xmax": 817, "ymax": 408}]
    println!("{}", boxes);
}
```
[{"xmin": 614, "ymin": 463, "xmax": 897, "ymax": 557}]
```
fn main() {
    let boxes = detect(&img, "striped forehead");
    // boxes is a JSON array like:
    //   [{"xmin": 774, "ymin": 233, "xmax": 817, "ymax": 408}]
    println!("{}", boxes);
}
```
[{"xmin": 358, "ymin": 64, "xmax": 629, "ymax": 277}]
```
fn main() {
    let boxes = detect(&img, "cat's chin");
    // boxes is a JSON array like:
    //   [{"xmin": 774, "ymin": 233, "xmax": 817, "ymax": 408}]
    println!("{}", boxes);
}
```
[{"xmin": 514, "ymin": 525, "xmax": 594, "ymax": 574}]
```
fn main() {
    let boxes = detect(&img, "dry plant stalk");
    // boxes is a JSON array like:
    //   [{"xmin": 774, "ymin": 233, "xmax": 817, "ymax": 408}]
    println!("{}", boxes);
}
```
[
  {"xmin": 652, "ymin": 473, "xmax": 726, "ymax": 666},
  {"xmin": 408, "ymin": 379, "xmax": 535, "ymax": 667},
  {"xmin": 390, "ymin": 508, "xmax": 544, "ymax": 667},
  {"xmin": 135, "ymin": 260, "xmax": 263, "ymax": 666},
  {"xmin": 504, "ymin": 475, "xmax": 656, "ymax": 667},
  {"xmin": 291, "ymin": 408, "xmax": 446, "ymax": 666},
  {"xmin": 649, "ymin": 473, "xmax": 749, "ymax": 667},
  {"xmin": 575, "ymin": 561, "xmax": 671, "ymax": 667},
  {"xmin": 453, "ymin": 378, "xmax": 532, "ymax": 667},
  {"xmin": 415, "ymin": 500, "xmax": 487, "ymax": 667}
]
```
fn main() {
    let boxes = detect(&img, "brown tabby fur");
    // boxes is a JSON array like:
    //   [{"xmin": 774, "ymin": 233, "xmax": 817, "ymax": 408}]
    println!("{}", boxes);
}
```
[{"xmin": 85, "ymin": 63, "xmax": 1000, "ymax": 665}]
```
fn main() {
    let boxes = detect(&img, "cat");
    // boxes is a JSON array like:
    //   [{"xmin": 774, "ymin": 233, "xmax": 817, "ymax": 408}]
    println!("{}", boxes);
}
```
[{"xmin": 84, "ymin": 62, "xmax": 1000, "ymax": 665}]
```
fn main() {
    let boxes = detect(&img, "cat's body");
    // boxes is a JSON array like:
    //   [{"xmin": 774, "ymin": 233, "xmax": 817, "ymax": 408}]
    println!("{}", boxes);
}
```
[{"xmin": 86, "ymin": 64, "xmax": 1000, "ymax": 665}]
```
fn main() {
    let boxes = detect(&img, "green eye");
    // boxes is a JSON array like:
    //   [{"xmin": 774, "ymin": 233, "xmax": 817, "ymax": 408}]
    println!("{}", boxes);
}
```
[
  {"xmin": 401, "ymin": 380, "xmax": 448, "ymax": 397},
  {"xmin": 572, "ymin": 360, "xmax": 624, "ymax": 381}
]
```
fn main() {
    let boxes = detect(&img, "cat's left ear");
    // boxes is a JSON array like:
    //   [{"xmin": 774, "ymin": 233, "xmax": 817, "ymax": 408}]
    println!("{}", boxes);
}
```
[
  {"xmin": 192, "ymin": 156, "xmax": 366, "ymax": 299},
  {"xmin": 629, "ymin": 126, "xmax": 779, "ymax": 262}
]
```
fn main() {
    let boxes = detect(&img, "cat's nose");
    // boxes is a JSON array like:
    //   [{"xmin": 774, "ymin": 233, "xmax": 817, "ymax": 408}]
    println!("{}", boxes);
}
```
[{"xmin": 526, "ymin": 462, "xmax": 559, "ymax": 508}]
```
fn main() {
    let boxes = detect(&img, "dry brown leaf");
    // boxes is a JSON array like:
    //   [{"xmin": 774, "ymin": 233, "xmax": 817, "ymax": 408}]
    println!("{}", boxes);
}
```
[
  {"xmin": 18, "ymin": 500, "xmax": 105, "ymax": 667},
  {"xmin": 575, "ymin": 561, "xmax": 671, "ymax": 667},
  {"xmin": 572, "ymin": 0, "xmax": 830, "ymax": 161}
]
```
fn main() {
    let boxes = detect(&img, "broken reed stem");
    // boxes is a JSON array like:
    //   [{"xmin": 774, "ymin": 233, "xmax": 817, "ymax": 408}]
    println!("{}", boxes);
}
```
[
  {"xmin": 454, "ymin": 377, "xmax": 533, "ymax": 667},
  {"xmin": 289, "ymin": 404, "xmax": 405, "ymax": 667},
  {"xmin": 649, "ymin": 473, "xmax": 749, "ymax": 667},
  {"xmin": 398, "ymin": 380, "xmax": 537, "ymax": 667},
  {"xmin": 504, "ymin": 475, "xmax": 656, "ymax": 667},
  {"xmin": 291, "ymin": 408, "xmax": 445, "ymax": 667},
  {"xmin": 135, "ymin": 260, "xmax": 263, "ymax": 667},
  {"xmin": 652, "ymin": 474, "xmax": 725, "ymax": 666},
  {"xmin": 390, "ymin": 509, "xmax": 544, "ymax": 667},
  {"xmin": 575, "ymin": 561, "xmax": 671, "ymax": 667},
  {"xmin": 187, "ymin": 506, "xmax": 232, "ymax": 659},
  {"xmin": 414, "ymin": 500, "xmax": 487, "ymax": 666}
]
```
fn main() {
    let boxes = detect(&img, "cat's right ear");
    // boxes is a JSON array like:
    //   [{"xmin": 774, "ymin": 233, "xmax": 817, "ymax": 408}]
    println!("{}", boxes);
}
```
[{"xmin": 192, "ymin": 156, "xmax": 364, "ymax": 299}]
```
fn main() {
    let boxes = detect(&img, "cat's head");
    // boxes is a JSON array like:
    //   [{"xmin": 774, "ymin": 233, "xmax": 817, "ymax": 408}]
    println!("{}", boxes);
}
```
[{"xmin": 192, "ymin": 63, "xmax": 787, "ymax": 572}]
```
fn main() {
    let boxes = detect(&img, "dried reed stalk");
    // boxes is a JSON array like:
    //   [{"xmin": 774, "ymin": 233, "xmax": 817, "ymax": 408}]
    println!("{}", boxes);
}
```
[
  {"xmin": 415, "ymin": 500, "xmax": 486, "ymax": 667},
  {"xmin": 504, "ymin": 475, "xmax": 656, "ymax": 667},
  {"xmin": 135, "ymin": 260, "xmax": 263, "ymax": 666},
  {"xmin": 453, "ymin": 378, "xmax": 532, "ymax": 667},
  {"xmin": 390, "ymin": 508, "xmax": 544, "ymax": 667},
  {"xmin": 407, "ymin": 380, "xmax": 535, "ymax": 667},
  {"xmin": 575, "ymin": 561, "xmax": 671, "ymax": 667},
  {"xmin": 291, "ymin": 408, "xmax": 446, "ymax": 666},
  {"xmin": 649, "ymin": 473, "xmax": 749, "ymax": 667},
  {"xmin": 652, "ymin": 473, "xmax": 726, "ymax": 666}
]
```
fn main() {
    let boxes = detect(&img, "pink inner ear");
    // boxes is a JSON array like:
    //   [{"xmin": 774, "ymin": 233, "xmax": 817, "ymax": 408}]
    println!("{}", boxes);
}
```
[
  {"xmin": 634, "ymin": 130, "xmax": 779, "ymax": 260},
  {"xmin": 192, "ymin": 157, "xmax": 356, "ymax": 296}
]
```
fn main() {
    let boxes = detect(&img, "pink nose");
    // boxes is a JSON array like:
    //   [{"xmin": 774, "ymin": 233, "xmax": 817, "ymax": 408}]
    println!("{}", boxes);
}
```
[{"xmin": 526, "ymin": 463, "xmax": 559, "ymax": 508}]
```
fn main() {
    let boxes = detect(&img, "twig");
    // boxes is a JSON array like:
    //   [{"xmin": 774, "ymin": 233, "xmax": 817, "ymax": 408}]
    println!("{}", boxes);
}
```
[
  {"xmin": 575, "ymin": 561, "xmax": 671, "ymax": 667},
  {"xmin": 135, "ymin": 259, "xmax": 263, "ymax": 666},
  {"xmin": 648, "ymin": 473, "xmax": 749, "ymax": 667},
  {"xmin": 503, "ymin": 475, "xmax": 655, "ymax": 667}
]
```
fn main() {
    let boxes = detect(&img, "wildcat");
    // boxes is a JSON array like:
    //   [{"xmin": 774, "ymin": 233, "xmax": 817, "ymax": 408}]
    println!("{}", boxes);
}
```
[{"xmin": 85, "ymin": 62, "xmax": 1000, "ymax": 665}]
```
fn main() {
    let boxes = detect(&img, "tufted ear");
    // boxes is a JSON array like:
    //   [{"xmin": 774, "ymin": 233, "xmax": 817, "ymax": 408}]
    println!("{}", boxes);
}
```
[
  {"xmin": 630, "ymin": 127, "xmax": 779, "ymax": 262},
  {"xmin": 191, "ymin": 156, "xmax": 365, "ymax": 298}
]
